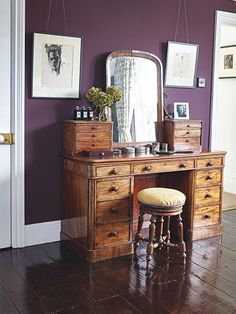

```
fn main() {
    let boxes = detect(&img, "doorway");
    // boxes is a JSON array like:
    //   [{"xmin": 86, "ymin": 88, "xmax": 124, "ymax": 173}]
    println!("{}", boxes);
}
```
[{"xmin": 211, "ymin": 10, "xmax": 236, "ymax": 196}]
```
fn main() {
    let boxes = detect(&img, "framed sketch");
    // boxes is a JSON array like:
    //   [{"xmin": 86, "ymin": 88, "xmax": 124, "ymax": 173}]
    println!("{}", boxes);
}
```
[
  {"xmin": 174, "ymin": 102, "xmax": 189, "ymax": 119},
  {"xmin": 219, "ymin": 45, "xmax": 236, "ymax": 78},
  {"xmin": 165, "ymin": 41, "xmax": 199, "ymax": 88},
  {"xmin": 32, "ymin": 33, "xmax": 82, "ymax": 98}
]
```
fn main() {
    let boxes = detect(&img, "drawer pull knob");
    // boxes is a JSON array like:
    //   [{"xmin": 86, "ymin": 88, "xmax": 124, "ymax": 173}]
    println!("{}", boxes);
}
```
[
  {"xmin": 91, "ymin": 144, "xmax": 95, "ymax": 147},
  {"xmin": 185, "ymin": 139, "xmax": 189, "ymax": 142},
  {"xmin": 111, "ymin": 185, "xmax": 119, "ymax": 192},
  {"xmin": 180, "ymin": 163, "xmax": 187, "ymax": 168},
  {"xmin": 207, "ymin": 175, "xmax": 213, "ymax": 180},
  {"xmin": 91, "ymin": 126, "xmax": 97, "ymax": 130},
  {"xmin": 207, "ymin": 161, "xmax": 213, "ymax": 167},
  {"xmin": 186, "ymin": 131, "xmax": 190, "ymax": 135},
  {"xmin": 111, "ymin": 168, "xmax": 118, "ymax": 175},
  {"xmin": 144, "ymin": 165, "xmax": 152, "ymax": 171},
  {"xmin": 204, "ymin": 214, "xmax": 211, "ymax": 219},
  {"xmin": 111, "ymin": 207, "xmax": 118, "ymax": 214},
  {"xmin": 110, "ymin": 231, "xmax": 118, "ymax": 237},
  {"xmin": 187, "ymin": 125, "xmax": 190, "ymax": 127},
  {"xmin": 92, "ymin": 134, "xmax": 96, "ymax": 137},
  {"xmin": 205, "ymin": 193, "xmax": 212, "ymax": 198}
]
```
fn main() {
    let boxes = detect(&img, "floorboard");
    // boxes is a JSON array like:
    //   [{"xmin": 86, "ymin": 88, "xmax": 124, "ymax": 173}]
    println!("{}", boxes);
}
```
[{"xmin": 1, "ymin": 210, "xmax": 236, "ymax": 313}]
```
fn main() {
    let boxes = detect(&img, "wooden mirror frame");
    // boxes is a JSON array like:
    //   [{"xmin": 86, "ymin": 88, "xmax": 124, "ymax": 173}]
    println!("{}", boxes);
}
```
[{"xmin": 106, "ymin": 50, "xmax": 164, "ymax": 147}]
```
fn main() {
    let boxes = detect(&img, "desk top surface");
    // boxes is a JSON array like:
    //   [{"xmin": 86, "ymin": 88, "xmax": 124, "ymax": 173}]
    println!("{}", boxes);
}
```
[{"xmin": 63, "ymin": 150, "xmax": 226, "ymax": 164}]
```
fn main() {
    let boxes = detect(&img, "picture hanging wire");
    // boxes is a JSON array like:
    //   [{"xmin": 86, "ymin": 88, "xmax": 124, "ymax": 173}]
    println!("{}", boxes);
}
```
[
  {"xmin": 46, "ymin": 0, "xmax": 68, "ymax": 34},
  {"xmin": 174, "ymin": 0, "xmax": 189, "ymax": 43}
]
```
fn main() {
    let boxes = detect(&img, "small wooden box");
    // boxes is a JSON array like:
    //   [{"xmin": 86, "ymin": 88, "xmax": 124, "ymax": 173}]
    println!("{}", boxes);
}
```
[
  {"xmin": 62, "ymin": 120, "xmax": 113, "ymax": 156},
  {"xmin": 164, "ymin": 119, "xmax": 202, "ymax": 152}
]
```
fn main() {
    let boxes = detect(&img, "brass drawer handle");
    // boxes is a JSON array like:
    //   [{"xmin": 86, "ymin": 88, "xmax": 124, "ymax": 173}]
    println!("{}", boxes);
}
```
[
  {"xmin": 179, "ymin": 163, "xmax": 187, "ymax": 168},
  {"xmin": 111, "ymin": 185, "xmax": 119, "ymax": 192},
  {"xmin": 207, "ymin": 161, "xmax": 213, "ymax": 167},
  {"xmin": 207, "ymin": 175, "xmax": 213, "ymax": 180},
  {"xmin": 110, "ymin": 231, "xmax": 118, "ymax": 237},
  {"xmin": 204, "ymin": 214, "xmax": 211, "ymax": 219},
  {"xmin": 111, "ymin": 168, "xmax": 118, "ymax": 175},
  {"xmin": 111, "ymin": 207, "xmax": 118, "ymax": 214},
  {"xmin": 144, "ymin": 165, "xmax": 152, "ymax": 171},
  {"xmin": 205, "ymin": 193, "xmax": 212, "ymax": 198}
]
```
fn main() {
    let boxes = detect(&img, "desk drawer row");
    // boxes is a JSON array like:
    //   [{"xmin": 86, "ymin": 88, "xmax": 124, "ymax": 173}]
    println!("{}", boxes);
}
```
[{"xmin": 91, "ymin": 156, "xmax": 224, "ymax": 178}]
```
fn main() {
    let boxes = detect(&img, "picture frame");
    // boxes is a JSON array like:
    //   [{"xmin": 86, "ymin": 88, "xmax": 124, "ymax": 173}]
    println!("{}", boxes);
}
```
[
  {"xmin": 219, "ymin": 45, "xmax": 236, "ymax": 78},
  {"xmin": 174, "ymin": 102, "xmax": 189, "ymax": 119},
  {"xmin": 165, "ymin": 41, "xmax": 199, "ymax": 88},
  {"xmin": 32, "ymin": 33, "xmax": 82, "ymax": 98}
]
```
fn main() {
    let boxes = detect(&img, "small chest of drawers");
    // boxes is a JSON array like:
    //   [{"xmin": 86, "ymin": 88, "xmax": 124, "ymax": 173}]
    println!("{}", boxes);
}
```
[
  {"xmin": 62, "ymin": 120, "xmax": 113, "ymax": 156},
  {"xmin": 164, "ymin": 119, "xmax": 202, "ymax": 152}
]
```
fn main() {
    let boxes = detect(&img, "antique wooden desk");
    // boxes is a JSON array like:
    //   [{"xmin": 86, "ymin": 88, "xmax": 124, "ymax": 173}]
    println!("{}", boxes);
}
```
[{"xmin": 61, "ymin": 150, "xmax": 226, "ymax": 262}]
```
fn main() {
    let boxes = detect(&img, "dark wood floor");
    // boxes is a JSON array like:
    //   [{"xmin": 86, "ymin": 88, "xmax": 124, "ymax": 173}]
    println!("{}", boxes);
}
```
[{"xmin": 1, "ymin": 211, "xmax": 236, "ymax": 314}]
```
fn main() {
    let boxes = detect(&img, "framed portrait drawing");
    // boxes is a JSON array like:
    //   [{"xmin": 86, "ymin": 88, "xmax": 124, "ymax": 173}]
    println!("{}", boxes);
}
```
[
  {"xmin": 165, "ymin": 41, "xmax": 199, "ymax": 88},
  {"xmin": 219, "ymin": 45, "xmax": 236, "ymax": 78},
  {"xmin": 174, "ymin": 102, "xmax": 189, "ymax": 119},
  {"xmin": 32, "ymin": 33, "xmax": 82, "ymax": 98}
]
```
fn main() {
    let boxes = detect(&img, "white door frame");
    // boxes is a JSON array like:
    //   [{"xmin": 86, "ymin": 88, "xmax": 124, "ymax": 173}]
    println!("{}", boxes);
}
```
[
  {"xmin": 11, "ymin": 0, "xmax": 25, "ymax": 248},
  {"xmin": 210, "ymin": 10, "xmax": 236, "ymax": 149}
]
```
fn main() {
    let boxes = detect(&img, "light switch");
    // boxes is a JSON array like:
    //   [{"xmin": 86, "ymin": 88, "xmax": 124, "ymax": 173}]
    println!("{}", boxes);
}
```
[{"xmin": 197, "ymin": 77, "xmax": 206, "ymax": 88}]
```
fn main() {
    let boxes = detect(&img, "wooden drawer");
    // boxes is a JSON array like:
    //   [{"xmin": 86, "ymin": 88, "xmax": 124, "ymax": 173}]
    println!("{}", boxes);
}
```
[
  {"xmin": 174, "ymin": 121, "xmax": 202, "ymax": 129},
  {"xmin": 76, "ymin": 131, "xmax": 112, "ymax": 140},
  {"xmin": 96, "ymin": 221, "xmax": 130, "ymax": 248},
  {"xmin": 96, "ymin": 199, "xmax": 130, "ymax": 223},
  {"xmin": 174, "ymin": 129, "xmax": 201, "ymax": 138},
  {"xmin": 196, "ymin": 157, "xmax": 223, "ymax": 168},
  {"xmin": 96, "ymin": 164, "xmax": 131, "ymax": 177},
  {"xmin": 75, "ymin": 123, "xmax": 112, "ymax": 133},
  {"xmin": 194, "ymin": 205, "xmax": 220, "ymax": 227},
  {"xmin": 96, "ymin": 177, "xmax": 132, "ymax": 201},
  {"xmin": 194, "ymin": 186, "xmax": 221, "ymax": 207},
  {"xmin": 134, "ymin": 159, "xmax": 194, "ymax": 174},
  {"xmin": 74, "ymin": 140, "xmax": 112, "ymax": 152},
  {"xmin": 195, "ymin": 169, "xmax": 222, "ymax": 187},
  {"xmin": 174, "ymin": 137, "xmax": 201, "ymax": 146}
]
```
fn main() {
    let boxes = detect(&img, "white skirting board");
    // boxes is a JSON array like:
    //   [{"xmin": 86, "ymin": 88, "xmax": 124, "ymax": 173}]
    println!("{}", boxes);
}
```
[
  {"xmin": 224, "ymin": 175, "xmax": 236, "ymax": 194},
  {"xmin": 24, "ymin": 220, "xmax": 61, "ymax": 247}
]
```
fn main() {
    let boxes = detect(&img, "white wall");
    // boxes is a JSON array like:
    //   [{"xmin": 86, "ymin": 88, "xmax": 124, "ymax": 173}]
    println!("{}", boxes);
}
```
[{"xmin": 215, "ymin": 24, "xmax": 236, "ymax": 193}]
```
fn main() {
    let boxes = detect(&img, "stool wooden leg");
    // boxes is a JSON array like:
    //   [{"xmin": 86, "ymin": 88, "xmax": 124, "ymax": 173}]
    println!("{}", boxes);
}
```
[
  {"xmin": 156, "ymin": 216, "xmax": 164, "ymax": 245},
  {"xmin": 134, "ymin": 209, "xmax": 144, "ymax": 254},
  {"xmin": 177, "ymin": 214, "xmax": 186, "ymax": 264},
  {"xmin": 146, "ymin": 215, "xmax": 156, "ymax": 267}
]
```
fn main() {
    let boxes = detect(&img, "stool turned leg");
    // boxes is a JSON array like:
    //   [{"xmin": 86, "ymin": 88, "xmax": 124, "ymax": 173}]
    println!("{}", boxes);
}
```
[
  {"xmin": 134, "ymin": 209, "xmax": 144, "ymax": 254},
  {"xmin": 146, "ymin": 215, "xmax": 156, "ymax": 267},
  {"xmin": 156, "ymin": 216, "xmax": 164, "ymax": 246},
  {"xmin": 177, "ymin": 214, "xmax": 186, "ymax": 264}
]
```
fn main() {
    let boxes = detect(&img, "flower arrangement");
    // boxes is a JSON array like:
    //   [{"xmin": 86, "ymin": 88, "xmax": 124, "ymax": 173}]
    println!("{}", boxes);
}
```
[{"xmin": 85, "ymin": 86, "xmax": 122, "ymax": 121}]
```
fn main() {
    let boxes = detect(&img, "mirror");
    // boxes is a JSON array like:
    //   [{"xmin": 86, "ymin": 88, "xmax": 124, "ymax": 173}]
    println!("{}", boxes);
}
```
[{"xmin": 106, "ymin": 50, "xmax": 164, "ymax": 145}]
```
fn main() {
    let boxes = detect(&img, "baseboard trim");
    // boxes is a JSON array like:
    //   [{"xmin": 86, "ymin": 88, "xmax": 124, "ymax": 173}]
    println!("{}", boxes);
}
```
[
  {"xmin": 224, "ymin": 175, "xmax": 236, "ymax": 194},
  {"xmin": 24, "ymin": 220, "xmax": 61, "ymax": 247}
]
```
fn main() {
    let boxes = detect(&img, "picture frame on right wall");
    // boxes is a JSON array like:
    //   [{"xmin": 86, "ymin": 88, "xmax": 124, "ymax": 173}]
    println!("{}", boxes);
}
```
[
  {"xmin": 219, "ymin": 45, "xmax": 236, "ymax": 78},
  {"xmin": 174, "ymin": 102, "xmax": 189, "ymax": 119}
]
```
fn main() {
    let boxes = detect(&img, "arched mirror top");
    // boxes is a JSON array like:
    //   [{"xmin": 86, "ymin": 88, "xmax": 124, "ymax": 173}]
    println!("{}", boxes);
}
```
[{"xmin": 106, "ymin": 50, "xmax": 164, "ymax": 146}]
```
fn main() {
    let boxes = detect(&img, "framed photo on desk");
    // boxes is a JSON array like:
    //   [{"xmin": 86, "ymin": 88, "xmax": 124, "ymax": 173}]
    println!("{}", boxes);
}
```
[{"xmin": 174, "ymin": 102, "xmax": 189, "ymax": 119}]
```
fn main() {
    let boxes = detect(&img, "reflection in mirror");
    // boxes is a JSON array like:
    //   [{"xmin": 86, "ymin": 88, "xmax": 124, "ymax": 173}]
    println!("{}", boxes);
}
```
[{"xmin": 106, "ymin": 50, "xmax": 164, "ymax": 144}]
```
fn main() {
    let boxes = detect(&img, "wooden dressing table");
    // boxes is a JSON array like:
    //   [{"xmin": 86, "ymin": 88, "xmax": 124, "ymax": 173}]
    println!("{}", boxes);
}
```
[{"xmin": 61, "ymin": 149, "xmax": 225, "ymax": 262}]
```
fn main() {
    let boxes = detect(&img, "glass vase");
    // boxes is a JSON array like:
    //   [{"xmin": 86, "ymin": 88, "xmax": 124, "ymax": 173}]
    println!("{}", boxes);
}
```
[{"xmin": 98, "ymin": 106, "xmax": 108, "ymax": 121}]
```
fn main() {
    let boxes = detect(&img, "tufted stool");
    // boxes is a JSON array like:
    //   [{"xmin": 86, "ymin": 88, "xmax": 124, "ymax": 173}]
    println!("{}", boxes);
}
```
[{"xmin": 134, "ymin": 187, "xmax": 186, "ymax": 267}]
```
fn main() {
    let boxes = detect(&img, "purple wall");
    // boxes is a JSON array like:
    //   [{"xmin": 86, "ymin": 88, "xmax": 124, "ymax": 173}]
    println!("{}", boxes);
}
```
[{"xmin": 25, "ymin": 0, "xmax": 236, "ymax": 224}]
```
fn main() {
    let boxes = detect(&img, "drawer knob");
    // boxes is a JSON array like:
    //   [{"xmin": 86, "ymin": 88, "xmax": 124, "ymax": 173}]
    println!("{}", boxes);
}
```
[
  {"xmin": 111, "ymin": 207, "xmax": 118, "ymax": 214},
  {"xmin": 204, "ymin": 214, "xmax": 211, "ymax": 219},
  {"xmin": 186, "ymin": 131, "xmax": 190, "ymax": 135},
  {"xmin": 111, "ymin": 168, "xmax": 118, "ymax": 175},
  {"xmin": 144, "ymin": 165, "xmax": 152, "ymax": 171},
  {"xmin": 92, "ymin": 134, "xmax": 96, "ymax": 137},
  {"xmin": 207, "ymin": 161, "xmax": 213, "ymax": 167},
  {"xmin": 207, "ymin": 175, "xmax": 213, "ymax": 180},
  {"xmin": 111, "ymin": 185, "xmax": 119, "ymax": 192},
  {"xmin": 110, "ymin": 231, "xmax": 118, "ymax": 237},
  {"xmin": 187, "ymin": 125, "xmax": 190, "ymax": 127},
  {"xmin": 185, "ymin": 139, "xmax": 189, "ymax": 143},
  {"xmin": 91, "ymin": 126, "xmax": 97, "ymax": 130},
  {"xmin": 205, "ymin": 193, "xmax": 212, "ymax": 198},
  {"xmin": 179, "ymin": 163, "xmax": 187, "ymax": 168}
]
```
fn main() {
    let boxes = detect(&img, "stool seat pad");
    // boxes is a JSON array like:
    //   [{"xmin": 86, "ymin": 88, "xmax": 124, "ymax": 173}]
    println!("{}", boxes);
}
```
[{"xmin": 137, "ymin": 187, "xmax": 186, "ymax": 207}]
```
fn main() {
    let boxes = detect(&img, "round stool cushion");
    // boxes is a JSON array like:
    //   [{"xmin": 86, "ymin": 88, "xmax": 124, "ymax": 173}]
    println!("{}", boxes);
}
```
[{"xmin": 137, "ymin": 187, "xmax": 186, "ymax": 208}]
